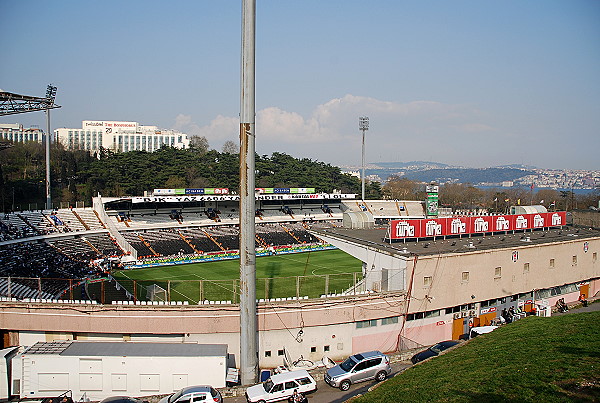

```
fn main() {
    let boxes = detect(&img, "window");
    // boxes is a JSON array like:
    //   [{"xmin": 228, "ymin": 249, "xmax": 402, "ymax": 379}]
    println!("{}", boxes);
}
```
[
  {"xmin": 381, "ymin": 316, "xmax": 399, "ymax": 325},
  {"xmin": 324, "ymin": 345, "xmax": 330, "ymax": 352},
  {"xmin": 549, "ymin": 258, "xmax": 555, "ymax": 269},
  {"xmin": 354, "ymin": 362, "xmax": 367, "ymax": 372},
  {"xmin": 593, "ymin": 252, "xmax": 597, "ymax": 263},
  {"xmin": 461, "ymin": 272, "xmax": 469, "ymax": 282},
  {"xmin": 367, "ymin": 358, "xmax": 382, "ymax": 368},
  {"xmin": 572, "ymin": 255, "xmax": 578, "ymax": 266},
  {"xmin": 356, "ymin": 319, "xmax": 378, "ymax": 329},
  {"xmin": 277, "ymin": 349, "xmax": 284, "ymax": 356},
  {"xmin": 264, "ymin": 350, "xmax": 271, "ymax": 357},
  {"xmin": 423, "ymin": 276, "xmax": 432, "ymax": 287},
  {"xmin": 271, "ymin": 384, "xmax": 283, "ymax": 393},
  {"xmin": 298, "ymin": 377, "xmax": 312, "ymax": 385},
  {"xmin": 523, "ymin": 263, "xmax": 530, "ymax": 274},
  {"xmin": 310, "ymin": 346, "xmax": 316, "ymax": 353},
  {"xmin": 284, "ymin": 381, "xmax": 298, "ymax": 390},
  {"xmin": 494, "ymin": 267, "xmax": 502, "ymax": 278},
  {"xmin": 424, "ymin": 310, "xmax": 440, "ymax": 318},
  {"xmin": 481, "ymin": 299, "xmax": 496, "ymax": 307},
  {"xmin": 192, "ymin": 397, "xmax": 206, "ymax": 402}
]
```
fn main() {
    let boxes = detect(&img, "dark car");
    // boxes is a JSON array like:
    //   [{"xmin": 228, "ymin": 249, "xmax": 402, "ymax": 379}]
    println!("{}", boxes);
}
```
[{"xmin": 411, "ymin": 341, "xmax": 459, "ymax": 364}]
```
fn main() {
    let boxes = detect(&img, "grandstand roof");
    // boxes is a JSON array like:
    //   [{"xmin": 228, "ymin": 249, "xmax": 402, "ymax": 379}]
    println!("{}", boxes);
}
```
[{"xmin": 101, "ymin": 193, "xmax": 357, "ymax": 205}]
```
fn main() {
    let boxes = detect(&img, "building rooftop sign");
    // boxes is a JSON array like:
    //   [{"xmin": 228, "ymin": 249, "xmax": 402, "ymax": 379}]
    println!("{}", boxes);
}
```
[{"xmin": 386, "ymin": 212, "xmax": 567, "ymax": 240}]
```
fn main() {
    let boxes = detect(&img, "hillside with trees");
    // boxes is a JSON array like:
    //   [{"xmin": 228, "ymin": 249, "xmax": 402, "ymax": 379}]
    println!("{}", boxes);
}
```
[
  {"xmin": 0, "ymin": 140, "xmax": 383, "ymax": 210},
  {"xmin": 0, "ymin": 140, "xmax": 596, "ymax": 212}
]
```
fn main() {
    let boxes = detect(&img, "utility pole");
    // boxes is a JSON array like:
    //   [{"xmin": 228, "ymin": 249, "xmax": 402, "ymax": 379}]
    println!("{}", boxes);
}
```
[
  {"xmin": 239, "ymin": 0, "xmax": 258, "ymax": 385},
  {"xmin": 359, "ymin": 116, "xmax": 369, "ymax": 200}
]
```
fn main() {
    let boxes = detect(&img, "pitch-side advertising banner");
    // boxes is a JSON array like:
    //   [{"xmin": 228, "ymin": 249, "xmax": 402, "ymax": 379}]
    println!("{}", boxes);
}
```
[{"xmin": 389, "ymin": 212, "xmax": 566, "ymax": 240}]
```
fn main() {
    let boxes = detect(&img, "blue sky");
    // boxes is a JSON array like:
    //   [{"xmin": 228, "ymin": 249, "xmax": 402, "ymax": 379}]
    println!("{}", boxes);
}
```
[{"xmin": 1, "ymin": 0, "xmax": 599, "ymax": 169}]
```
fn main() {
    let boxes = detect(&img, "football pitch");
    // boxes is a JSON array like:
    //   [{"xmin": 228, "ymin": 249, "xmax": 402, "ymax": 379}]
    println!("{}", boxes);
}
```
[{"xmin": 111, "ymin": 249, "xmax": 363, "ymax": 303}]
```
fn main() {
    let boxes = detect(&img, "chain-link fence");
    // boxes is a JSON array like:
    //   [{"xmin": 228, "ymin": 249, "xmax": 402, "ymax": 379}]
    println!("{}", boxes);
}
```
[{"xmin": 0, "ymin": 272, "xmax": 365, "ymax": 305}]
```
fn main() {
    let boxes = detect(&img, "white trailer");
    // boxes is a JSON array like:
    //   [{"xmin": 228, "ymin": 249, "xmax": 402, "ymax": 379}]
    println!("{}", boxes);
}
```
[{"xmin": 9, "ymin": 341, "xmax": 228, "ymax": 401}]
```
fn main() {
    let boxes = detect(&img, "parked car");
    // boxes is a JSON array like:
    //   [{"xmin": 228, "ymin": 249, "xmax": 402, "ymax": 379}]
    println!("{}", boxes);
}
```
[
  {"xmin": 245, "ymin": 369, "xmax": 317, "ymax": 403},
  {"xmin": 411, "ymin": 340, "xmax": 459, "ymax": 364},
  {"xmin": 158, "ymin": 385, "xmax": 222, "ymax": 403},
  {"xmin": 324, "ymin": 351, "xmax": 391, "ymax": 391},
  {"xmin": 469, "ymin": 325, "xmax": 498, "ymax": 339}
]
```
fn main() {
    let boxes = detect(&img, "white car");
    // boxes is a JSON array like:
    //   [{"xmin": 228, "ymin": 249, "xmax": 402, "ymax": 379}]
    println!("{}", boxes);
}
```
[
  {"xmin": 159, "ymin": 385, "xmax": 222, "ymax": 403},
  {"xmin": 245, "ymin": 369, "xmax": 317, "ymax": 403}
]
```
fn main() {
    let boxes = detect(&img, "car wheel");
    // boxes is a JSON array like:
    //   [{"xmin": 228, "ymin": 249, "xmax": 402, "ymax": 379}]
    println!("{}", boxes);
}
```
[
  {"xmin": 257, "ymin": 400, "xmax": 266, "ymax": 403},
  {"xmin": 340, "ymin": 380, "xmax": 351, "ymax": 391},
  {"xmin": 376, "ymin": 371, "xmax": 387, "ymax": 382}
]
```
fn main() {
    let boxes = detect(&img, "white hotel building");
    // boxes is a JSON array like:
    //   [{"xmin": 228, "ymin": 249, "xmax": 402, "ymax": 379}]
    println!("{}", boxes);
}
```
[
  {"xmin": 54, "ymin": 120, "xmax": 190, "ymax": 153},
  {"xmin": 0, "ymin": 123, "xmax": 45, "ymax": 143}
]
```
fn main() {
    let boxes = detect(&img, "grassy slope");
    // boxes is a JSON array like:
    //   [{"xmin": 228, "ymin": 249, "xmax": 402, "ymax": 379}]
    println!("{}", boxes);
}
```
[
  {"xmin": 357, "ymin": 311, "xmax": 600, "ymax": 403},
  {"xmin": 111, "ymin": 249, "xmax": 362, "ymax": 301}
]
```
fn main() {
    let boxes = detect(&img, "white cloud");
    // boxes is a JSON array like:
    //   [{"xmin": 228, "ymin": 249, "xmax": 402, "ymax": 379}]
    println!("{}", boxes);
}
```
[{"xmin": 175, "ymin": 95, "xmax": 502, "ymax": 165}]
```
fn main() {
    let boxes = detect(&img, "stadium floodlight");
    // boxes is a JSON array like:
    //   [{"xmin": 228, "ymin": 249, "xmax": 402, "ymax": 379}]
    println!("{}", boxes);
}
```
[
  {"xmin": 46, "ymin": 84, "xmax": 57, "ymax": 102},
  {"xmin": 359, "ymin": 117, "xmax": 369, "ymax": 200}
]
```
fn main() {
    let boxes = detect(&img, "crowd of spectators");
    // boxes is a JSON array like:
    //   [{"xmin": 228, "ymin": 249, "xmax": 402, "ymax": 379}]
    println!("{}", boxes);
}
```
[
  {"xmin": 0, "ymin": 213, "xmax": 39, "ymax": 240},
  {"xmin": 126, "ymin": 222, "xmax": 332, "ymax": 258},
  {"xmin": 0, "ymin": 242, "xmax": 100, "ymax": 280}
]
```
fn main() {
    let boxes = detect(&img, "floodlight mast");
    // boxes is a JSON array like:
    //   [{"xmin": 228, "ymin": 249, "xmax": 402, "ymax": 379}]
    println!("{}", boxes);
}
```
[
  {"xmin": 0, "ymin": 85, "xmax": 59, "ymax": 210},
  {"xmin": 359, "ymin": 116, "xmax": 369, "ymax": 200},
  {"xmin": 45, "ymin": 85, "xmax": 57, "ymax": 210},
  {"xmin": 239, "ymin": 0, "xmax": 258, "ymax": 385}
]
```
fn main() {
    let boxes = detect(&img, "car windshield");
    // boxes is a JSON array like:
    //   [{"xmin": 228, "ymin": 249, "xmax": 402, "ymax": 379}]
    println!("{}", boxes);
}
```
[
  {"xmin": 430, "ymin": 343, "xmax": 444, "ymax": 353},
  {"xmin": 168, "ymin": 391, "xmax": 184, "ymax": 403},
  {"xmin": 339, "ymin": 356, "xmax": 358, "ymax": 372},
  {"xmin": 263, "ymin": 379, "xmax": 274, "ymax": 392}
]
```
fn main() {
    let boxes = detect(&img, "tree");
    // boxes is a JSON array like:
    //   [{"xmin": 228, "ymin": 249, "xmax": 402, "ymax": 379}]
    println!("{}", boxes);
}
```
[
  {"xmin": 383, "ymin": 176, "xmax": 420, "ymax": 200},
  {"xmin": 189, "ymin": 136, "xmax": 209, "ymax": 153},
  {"xmin": 221, "ymin": 140, "xmax": 239, "ymax": 154},
  {"xmin": 366, "ymin": 181, "xmax": 383, "ymax": 199},
  {"xmin": 165, "ymin": 175, "xmax": 186, "ymax": 189}
]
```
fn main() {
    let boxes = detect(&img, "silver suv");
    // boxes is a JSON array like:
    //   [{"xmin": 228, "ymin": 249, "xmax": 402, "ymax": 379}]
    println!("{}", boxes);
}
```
[{"xmin": 325, "ymin": 351, "xmax": 391, "ymax": 391}]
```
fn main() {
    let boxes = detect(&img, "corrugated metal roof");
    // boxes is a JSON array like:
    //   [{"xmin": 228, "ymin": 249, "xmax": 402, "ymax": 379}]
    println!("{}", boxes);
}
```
[{"xmin": 24, "ymin": 341, "xmax": 227, "ymax": 357}]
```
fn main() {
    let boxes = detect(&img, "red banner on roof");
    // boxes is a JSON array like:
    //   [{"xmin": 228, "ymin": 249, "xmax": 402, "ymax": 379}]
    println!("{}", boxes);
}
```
[{"xmin": 388, "ymin": 212, "xmax": 566, "ymax": 240}]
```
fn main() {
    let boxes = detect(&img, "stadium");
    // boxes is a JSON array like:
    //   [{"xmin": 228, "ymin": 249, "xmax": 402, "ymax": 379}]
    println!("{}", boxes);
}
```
[{"xmin": 0, "ymin": 185, "xmax": 599, "ymax": 399}]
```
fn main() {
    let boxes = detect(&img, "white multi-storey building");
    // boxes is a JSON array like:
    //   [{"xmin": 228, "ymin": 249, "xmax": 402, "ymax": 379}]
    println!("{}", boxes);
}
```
[
  {"xmin": 54, "ymin": 120, "xmax": 190, "ymax": 153},
  {"xmin": 0, "ymin": 123, "xmax": 44, "ymax": 143}
]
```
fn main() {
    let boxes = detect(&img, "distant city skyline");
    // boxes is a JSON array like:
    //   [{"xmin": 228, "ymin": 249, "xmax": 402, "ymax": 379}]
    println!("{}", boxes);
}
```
[{"xmin": 1, "ymin": 1, "xmax": 599, "ymax": 170}]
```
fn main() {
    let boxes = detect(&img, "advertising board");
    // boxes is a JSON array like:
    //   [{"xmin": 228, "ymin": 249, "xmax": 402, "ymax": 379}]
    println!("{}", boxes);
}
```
[{"xmin": 388, "ymin": 212, "xmax": 566, "ymax": 240}]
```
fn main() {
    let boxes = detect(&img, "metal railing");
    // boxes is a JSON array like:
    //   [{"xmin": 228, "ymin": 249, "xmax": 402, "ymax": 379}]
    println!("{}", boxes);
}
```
[{"xmin": 0, "ymin": 273, "xmax": 367, "ymax": 305}]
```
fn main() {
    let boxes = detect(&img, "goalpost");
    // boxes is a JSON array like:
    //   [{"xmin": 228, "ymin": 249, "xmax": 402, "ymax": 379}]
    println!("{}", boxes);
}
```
[{"xmin": 146, "ymin": 283, "xmax": 167, "ymax": 302}]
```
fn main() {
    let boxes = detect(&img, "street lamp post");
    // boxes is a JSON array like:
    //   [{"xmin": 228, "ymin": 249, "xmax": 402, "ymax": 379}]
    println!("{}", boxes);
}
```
[{"xmin": 359, "ymin": 116, "xmax": 369, "ymax": 200}]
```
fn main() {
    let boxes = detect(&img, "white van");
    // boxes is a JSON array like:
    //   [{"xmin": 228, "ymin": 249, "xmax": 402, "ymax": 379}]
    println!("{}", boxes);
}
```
[{"xmin": 245, "ymin": 369, "xmax": 317, "ymax": 403}]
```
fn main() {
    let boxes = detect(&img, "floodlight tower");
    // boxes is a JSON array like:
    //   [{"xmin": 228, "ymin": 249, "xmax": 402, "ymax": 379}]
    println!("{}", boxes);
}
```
[
  {"xmin": 0, "ymin": 85, "xmax": 60, "ymax": 210},
  {"xmin": 359, "ymin": 116, "xmax": 369, "ymax": 200},
  {"xmin": 45, "ymin": 85, "xmax": 57, "ymax": 210}
]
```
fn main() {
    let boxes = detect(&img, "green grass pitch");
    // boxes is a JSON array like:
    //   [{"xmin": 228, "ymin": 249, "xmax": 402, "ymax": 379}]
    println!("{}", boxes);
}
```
[{"xmin": 111, "ymin": 249, "xmax": 363, "ymax": 303}]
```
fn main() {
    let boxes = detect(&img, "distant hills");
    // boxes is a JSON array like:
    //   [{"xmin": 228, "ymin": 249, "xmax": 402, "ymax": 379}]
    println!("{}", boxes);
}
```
[
  {"xmin": 343, "ymin": 161, "xmax": 537, "ymax": 185},
  {"xmin": 400, "ymin": 167, "xmax": 533, "ymax": 184}
]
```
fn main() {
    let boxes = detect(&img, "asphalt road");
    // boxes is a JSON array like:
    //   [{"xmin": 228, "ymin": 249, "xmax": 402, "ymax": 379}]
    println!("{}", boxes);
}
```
[{"xmin": 225, "ymin": 361, "xmax": 412, "ymax": 403}]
